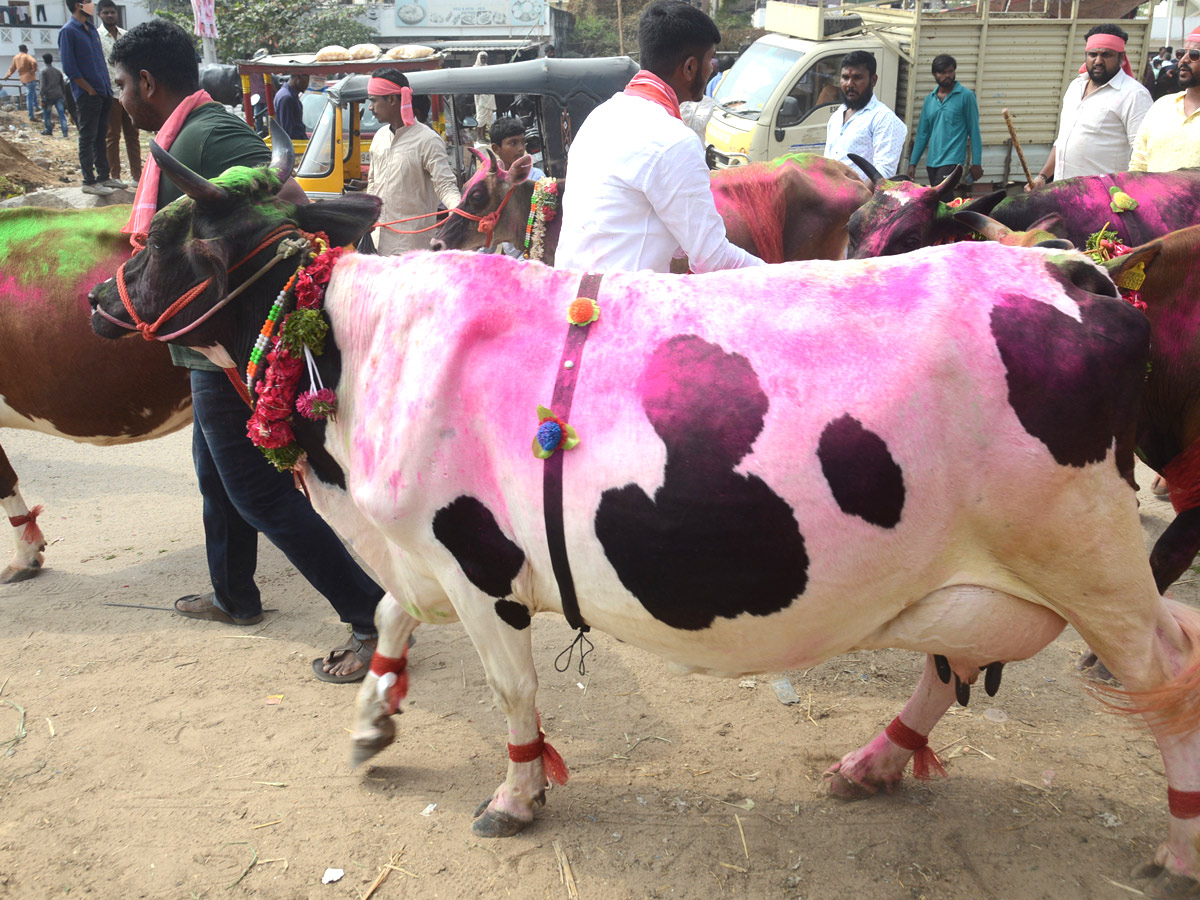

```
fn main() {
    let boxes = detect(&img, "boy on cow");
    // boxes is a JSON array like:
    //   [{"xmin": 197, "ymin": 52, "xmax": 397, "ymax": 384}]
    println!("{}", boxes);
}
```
[
  {"xmin": 109, "ymin": 19, "xmax": 385, "ymax": 683},
  {"xmin": 555, "ymin": 0, "xmax": 764, "ymax": 273}
]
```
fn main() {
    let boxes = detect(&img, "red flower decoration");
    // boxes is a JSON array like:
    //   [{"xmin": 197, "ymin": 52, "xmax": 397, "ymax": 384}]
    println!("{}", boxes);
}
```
[
  {"xmin": 248, "ymin": 417, "xmax": 294, "ymax": 449},
  {"xmin": 295, "ymin": 272, "xmax": 321, "ymax": 308}
]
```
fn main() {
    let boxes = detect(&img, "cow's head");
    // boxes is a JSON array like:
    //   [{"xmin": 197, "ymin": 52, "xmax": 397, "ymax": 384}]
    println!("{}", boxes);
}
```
[
  {"xmin": 430, "ymin": 147, "xmax": 534, "ymax": 254},
  {"xmin": 89, "ymin": 123, "xmax": 381, "ymax": 369},
  {"xmin": 845, "ymin": 154, "xmax": 1006, "ymax": 258}
]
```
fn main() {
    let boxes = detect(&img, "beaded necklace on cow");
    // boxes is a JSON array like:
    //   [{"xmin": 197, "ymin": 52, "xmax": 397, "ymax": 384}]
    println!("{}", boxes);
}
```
[
  {"xmin": 523, "ymin": 177, "xmax": 559, "ymax": 261},
  {"xmin": 1084, "ymin": 223, "xmax": 1148, "ymax": 310},
  {"xmin": 96, "ymin": 224, "xmax": 308, "ymax": 343},
  {"xmin": 244, "ymin": 233, "xmax": 345, "ymax": 472}
]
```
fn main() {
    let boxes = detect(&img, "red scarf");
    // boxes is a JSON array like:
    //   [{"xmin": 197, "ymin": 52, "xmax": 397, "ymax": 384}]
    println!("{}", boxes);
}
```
[
  {"xmin": 123, "ymin": 89, "xmax": 215, "ymax": 239},
  {"xmin": 624, "ymin": 71, "xmax": 682, "ymax": 121}
]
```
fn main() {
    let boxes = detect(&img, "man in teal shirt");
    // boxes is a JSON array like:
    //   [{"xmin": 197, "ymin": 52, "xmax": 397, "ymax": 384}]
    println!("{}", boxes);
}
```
[{"xmin": 907, "ymin": 54, "xmax": 984, "ymax": 186}]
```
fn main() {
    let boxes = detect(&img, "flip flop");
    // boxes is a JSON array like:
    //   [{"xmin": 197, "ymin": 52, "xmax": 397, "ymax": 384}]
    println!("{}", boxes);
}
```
[
  {"xmin": 174, "ymin": 593, "xmax": 263, "ymax": 626},
  {"xmin": 312, "ymin": 635, "xmax": 377, "ymax": 683}
]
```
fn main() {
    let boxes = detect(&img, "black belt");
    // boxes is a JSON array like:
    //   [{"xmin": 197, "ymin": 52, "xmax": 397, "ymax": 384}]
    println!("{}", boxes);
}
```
[{"xmin": 542, "ymin": 273, "xmax": 602, "ymax": 670}]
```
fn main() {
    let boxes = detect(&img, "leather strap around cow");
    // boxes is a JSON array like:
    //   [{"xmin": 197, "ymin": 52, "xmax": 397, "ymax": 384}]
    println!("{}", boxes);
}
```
[{"xmin": 543, "ymin": 272, "xmax": 603, "ymax": 637}]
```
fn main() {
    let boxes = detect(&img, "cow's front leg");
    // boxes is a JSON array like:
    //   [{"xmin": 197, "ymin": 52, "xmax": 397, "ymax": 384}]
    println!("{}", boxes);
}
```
[
  {"xmin": 449, "ymin": 590, "xmax": 556, "ymax": 838},
  {"xmin": 1, "ymin": 448, "xmax": 45, "ymax": 583},
  {"xmin": 825, "ymin": 653, "xmax": 957, "ymax": 798},
  {"xmin": 350, "ymin": 592, "xmax": 422, "ymax": 766},
  {"xmin": 1150, "ymin": 508, "xmax": 1200, "ymax": 595}
]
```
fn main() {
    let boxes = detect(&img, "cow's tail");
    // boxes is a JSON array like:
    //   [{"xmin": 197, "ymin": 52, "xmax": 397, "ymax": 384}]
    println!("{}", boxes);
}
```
[{"xmin": 1091, "ymin": 597, "xmax": 1200, "ymax": 737}]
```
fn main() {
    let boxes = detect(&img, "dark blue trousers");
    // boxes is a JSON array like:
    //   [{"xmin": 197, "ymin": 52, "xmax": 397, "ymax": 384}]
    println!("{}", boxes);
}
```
[{"xmin": 190, "ymin": 369, "xmax": 382, "ymax": 637}]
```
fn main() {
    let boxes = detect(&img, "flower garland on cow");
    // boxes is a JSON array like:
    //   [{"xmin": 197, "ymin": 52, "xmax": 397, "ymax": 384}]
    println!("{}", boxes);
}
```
[
  {"xmin": 245, "ymin": 233, "xmax": 344, "ymax": 471},
  {"xmin": 523, "ymin": 177, "xmax": 559, "ymax": 261},
  {"xmin": 1084, "ymin": 223, "xmax": 1147, "ymax": 311}
]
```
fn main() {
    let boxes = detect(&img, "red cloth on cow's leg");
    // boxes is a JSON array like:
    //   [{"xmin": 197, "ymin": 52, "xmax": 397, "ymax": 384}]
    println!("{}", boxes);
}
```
[
  {"xmin": 1163, "ymin": 436, "xmax": 1200, "ymax": 514},
  {"xmin": 1169, "ymin": 788, "xmax": 1200, "ymax": 818},
  {"xmin": 369, "ymin": 651, "xmax": 408, "ymax": 715},
  {"xmin": 8, "ymin": 505, "xmax": 44, "ymax": 547},
  {"xmin": 508, "ymin": 731, "xmax": 570, "ymax": 786},
  {"xmin": 885, "ymin": 716, "xmax": 948, "ymax": 780}
]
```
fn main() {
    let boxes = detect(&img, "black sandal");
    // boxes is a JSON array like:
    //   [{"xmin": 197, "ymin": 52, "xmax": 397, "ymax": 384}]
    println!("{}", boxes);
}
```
[{"xmin": 312, "ymin": 635, "xmax": 377, "ymax": 683}]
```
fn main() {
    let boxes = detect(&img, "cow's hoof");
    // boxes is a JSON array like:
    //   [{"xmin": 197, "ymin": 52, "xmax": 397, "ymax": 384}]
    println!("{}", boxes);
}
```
[
  {"xmin": 1146, "ymin": 869, "xmax": 1200, "ymax": 899},
  {"xmin": 823, "ymin": 764, "xmax": 880, "ymax": 800},
  {"xmin": 349, "ymin": 717, "xmax": 396, "ymax": 767},
  {"xmin": 1, "ymin": 558, "xmax": 42, "ymax": 584},
  {"xmin": 471, "ymin": 801, "xmax": 533, "ymax": 838},
  {"xmin": 1076, "ymin": 651, "xmax": 1118, "ymax": 685}
]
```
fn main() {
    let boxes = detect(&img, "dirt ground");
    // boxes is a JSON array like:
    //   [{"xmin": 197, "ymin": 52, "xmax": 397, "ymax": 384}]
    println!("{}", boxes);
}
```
[
  {"xmin": 0, "ymin": 101, "xmax": 150, "ymax": 193},
  {"xmin": 0, "ymin": 421, "xmax": 1193, "ymax": 900}
]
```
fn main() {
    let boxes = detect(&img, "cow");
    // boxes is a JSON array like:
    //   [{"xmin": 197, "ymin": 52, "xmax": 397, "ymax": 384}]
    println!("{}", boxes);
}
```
[
  {"xmin": 845, "ymin": 155, "xmax": 1200, "ymax": 260},
  {"xmin": 0, "ymin": 205, "xmax": 192, "ymax": 583},
  {"xmin": 88, "ymin": 137, "xmax": 1200, "ymax": 898},
  {"xmin": 430, "ymin": 150, "xmax": 871, "ymax": 264}
]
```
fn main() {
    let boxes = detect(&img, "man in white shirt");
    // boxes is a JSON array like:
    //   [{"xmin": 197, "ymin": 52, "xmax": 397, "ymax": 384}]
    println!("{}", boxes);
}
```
[
  {"xmin": 555, "ymin": 0, "xmax": 763, "ymax": 274},
  {"xmin": 366, "ymin": 68, "xmax": 461, "ymax": 255},
  {"xmin": 824, "ymin": 50, "xmax": 907, "ymax": 184},
  {"xmin": 1027, "ymin": 24, "xmax": 1151, "ymax": 190}
]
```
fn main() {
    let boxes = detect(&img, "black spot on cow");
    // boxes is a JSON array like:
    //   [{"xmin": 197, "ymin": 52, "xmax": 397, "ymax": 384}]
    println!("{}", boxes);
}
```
[
  {"xmin": 494, "ymin": 599, "xmax": 531, "ymax": 631},
  {"xmin": 990, "ymin": 291, "xmax": 1149, "ymax": 474},
  {"xmin": 595, "ymin": 335, "xmax": 808, "ymax": 631},
  {"xmin": 432, "ymin": 496, "xmax": 525, "ymax": 599},
  {"xmin": 817, "ymin": 415, "xmax": 905, "ymax": 527}
]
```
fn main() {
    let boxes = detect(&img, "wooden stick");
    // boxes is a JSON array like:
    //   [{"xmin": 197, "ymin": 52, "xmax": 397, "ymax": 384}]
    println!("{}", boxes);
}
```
[{"xmin": 1002, "ymin": 108, "xmax": 1035, "ymax": 184}]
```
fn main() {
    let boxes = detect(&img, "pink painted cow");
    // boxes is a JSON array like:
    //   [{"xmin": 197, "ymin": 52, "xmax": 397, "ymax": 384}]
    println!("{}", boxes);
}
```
[
  {"xmin": 430, "ymin": 150, "xmax": 870, "ymax": 264},
  {"xmin": 89, "ymin": 146, "xmax": 1200, "ymax": 897}
]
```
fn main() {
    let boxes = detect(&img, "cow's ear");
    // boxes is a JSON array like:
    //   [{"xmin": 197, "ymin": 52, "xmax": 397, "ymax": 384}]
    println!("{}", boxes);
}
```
[
  {"xmin": 1102, "ymin": 239, "xmax": 1163, "ymax": 284},
  {"xmin": 295, "ymin": 194, "xmax": 383, "ymax": 248},
  {"xmin": 506, "ymin": 154, "xmax": 533, "ymax": 186}
]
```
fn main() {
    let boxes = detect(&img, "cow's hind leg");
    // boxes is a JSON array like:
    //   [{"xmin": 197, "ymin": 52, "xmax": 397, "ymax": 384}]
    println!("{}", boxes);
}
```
[
  {"xmin": 0, "ymin": 443, "xmax": 45, "ymax": 584},
  {"xmin": 1082, "ymin": 597, "xmax": 1200, "ymax": 898},
  {"xmin": 829, "ymin": 586, "xmax": 1067, "ymax": 798},
  {"xmin": 824, "ymin": 653, "xmax": 957, "ymax": 797}
]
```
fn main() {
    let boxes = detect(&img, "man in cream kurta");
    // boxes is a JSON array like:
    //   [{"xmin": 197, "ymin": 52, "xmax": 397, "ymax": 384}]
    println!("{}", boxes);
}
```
[{"xmin": 366, "ymin": 69, "xmax": 461, "ymax": 255}]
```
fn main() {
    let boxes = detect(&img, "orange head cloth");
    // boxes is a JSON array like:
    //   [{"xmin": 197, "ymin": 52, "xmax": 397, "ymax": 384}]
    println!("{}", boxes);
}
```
[
  {"xmin": 1079, "ymin": 33, "xmax": 1133, "ymax": 77},
  {"xmin": 367, "ymin": 77, "xmax": 415, "ymax": 127}
]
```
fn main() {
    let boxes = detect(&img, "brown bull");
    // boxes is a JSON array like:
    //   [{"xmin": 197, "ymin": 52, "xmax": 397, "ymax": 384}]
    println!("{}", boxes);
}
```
[{"xmin": 0, "ymin": 205, "xmax": 191, "ymax": 582}]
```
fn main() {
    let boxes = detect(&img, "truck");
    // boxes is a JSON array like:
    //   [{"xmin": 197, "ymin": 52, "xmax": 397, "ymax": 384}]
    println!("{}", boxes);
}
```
[{"xmin": 704, "ymin": 0, "xmax": 1153, "ymax": 186}]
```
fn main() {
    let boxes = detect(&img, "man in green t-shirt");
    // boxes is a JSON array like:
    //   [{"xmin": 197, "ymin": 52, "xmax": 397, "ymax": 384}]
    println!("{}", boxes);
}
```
[{"xmin": 110, "ymin": 20, "xmax": 384, "ymax": 683}]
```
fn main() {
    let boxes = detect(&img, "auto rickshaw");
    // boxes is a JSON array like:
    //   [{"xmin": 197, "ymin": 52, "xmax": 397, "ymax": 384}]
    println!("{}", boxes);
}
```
[
  {"xmin": 297, "ymin": 56, "xmax": 640, "ymax": 199},
  {"xmin": 234, "ymin": 50, "xmax": 445, "ymax": 191}
]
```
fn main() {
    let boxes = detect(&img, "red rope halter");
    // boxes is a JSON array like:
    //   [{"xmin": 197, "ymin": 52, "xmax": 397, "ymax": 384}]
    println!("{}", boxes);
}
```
[
  {"xmin": 377, "ymin": 179, "xmax": 521, "ymax": 247},
  {"xmin": 98, "ymin": 224, "xmax": 300, "ymax": 342}
]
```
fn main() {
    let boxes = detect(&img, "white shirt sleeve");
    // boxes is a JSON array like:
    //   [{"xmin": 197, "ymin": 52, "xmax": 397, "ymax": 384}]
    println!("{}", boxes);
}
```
[
  {"xmin": 643, "ymin": 137, "xmax": 766, "ymax": 272},
  {"xmin": 872, "ymin": 111, "xmax": 908, "ymax": 179}
]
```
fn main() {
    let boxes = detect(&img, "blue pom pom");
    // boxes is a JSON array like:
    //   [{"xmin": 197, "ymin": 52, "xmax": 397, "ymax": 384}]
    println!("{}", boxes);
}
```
[{"xmin": 536, "ymin": 421, "xmax": 563, "ymax": 451}]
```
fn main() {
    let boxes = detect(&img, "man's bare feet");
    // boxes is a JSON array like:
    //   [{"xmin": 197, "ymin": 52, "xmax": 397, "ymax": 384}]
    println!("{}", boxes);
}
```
[{"xmin": 312, "ymin": 635, "xmax": 377, "ymax": 683}]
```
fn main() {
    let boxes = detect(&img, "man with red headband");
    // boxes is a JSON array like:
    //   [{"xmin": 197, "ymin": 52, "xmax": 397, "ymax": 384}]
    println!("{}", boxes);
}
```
[
  {"xmin": 1130, "ymin": 28, "xmax": 1200, "ymax": 171},
  {"xmin": 555, "ymin": 0, "xmax": 763, "ymax": 273},
  {"xmin": 1027, "ymin": 24, "xmax": 1151, "ymax": 190},
  {"xmin": 365, "ymin": 68, "xmax": 460, "ymax": 256}
]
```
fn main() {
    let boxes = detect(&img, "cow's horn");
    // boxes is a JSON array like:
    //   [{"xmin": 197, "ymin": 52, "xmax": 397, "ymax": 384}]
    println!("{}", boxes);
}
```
[
  {"xmin": 267, "ymin": 120, "xmax": 296, "ymax": 187},
  {"xmin": 933, "ymin": 164, "xmax": 963, "ymax": 201},
  {"xmin": 953, "ymin": 210, "xmax": 1011, "ymax": 242},
  {"xmin": 149, "ymin": 141, "xmax": 230, "ymax": 205},
  {"xmin": 846, "ymin": 153, "xmax": 884, "ymax": 189}
]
